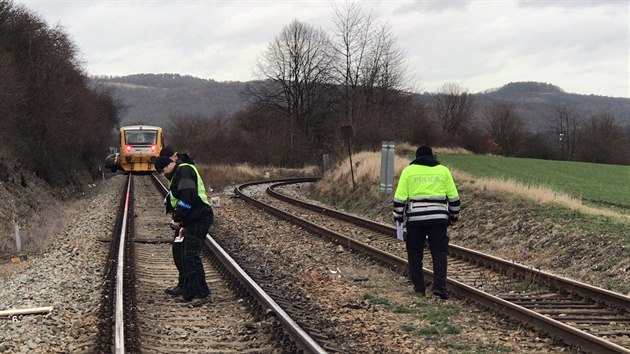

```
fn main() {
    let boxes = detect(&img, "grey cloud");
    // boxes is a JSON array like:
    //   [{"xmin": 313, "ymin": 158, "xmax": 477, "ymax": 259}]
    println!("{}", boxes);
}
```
[
  {"xmin": 392, "ymin": 0, "xmax": 473, "ymax": 15},
  {"xmin": 14, "ymin": 0, "xmax": 629, "ymax": 97},
  {"xmin": 517, "ymin": 0, "xmax": 628, "ymax": 8}
]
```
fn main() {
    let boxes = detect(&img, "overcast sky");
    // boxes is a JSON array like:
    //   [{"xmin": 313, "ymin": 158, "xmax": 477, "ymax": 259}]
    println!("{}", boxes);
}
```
[{"xmin": 15, "ymin": 0, "xmax": 630, "ymax": 98}]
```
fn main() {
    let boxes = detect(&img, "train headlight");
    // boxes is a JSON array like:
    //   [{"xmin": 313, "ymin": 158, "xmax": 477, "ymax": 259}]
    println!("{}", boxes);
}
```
[{"xmin": 126, "ymin": 145, "xmax": 132, "ymax": 152}]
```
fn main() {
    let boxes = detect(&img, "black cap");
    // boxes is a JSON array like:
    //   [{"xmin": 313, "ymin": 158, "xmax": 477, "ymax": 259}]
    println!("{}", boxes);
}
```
[
  {"xmin": 154, "ymin": 156, "xmax": 173, "ymax": 173},
  {"xmin": 416, "ymin": 145, "xmax": 433, "ymax": 158},
  {"xmin": 160, "ymin": 145, "xmax": 175, "ymax": 158}
]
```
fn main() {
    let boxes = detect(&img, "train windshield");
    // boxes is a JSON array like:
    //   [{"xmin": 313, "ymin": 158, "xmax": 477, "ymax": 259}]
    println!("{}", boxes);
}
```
[{"xmin": 124, "ymin": 130, "xmax": 158, "ymax": 145}]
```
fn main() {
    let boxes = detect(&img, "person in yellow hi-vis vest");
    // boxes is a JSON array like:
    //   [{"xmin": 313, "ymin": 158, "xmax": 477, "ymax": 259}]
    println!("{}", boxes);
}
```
[
  {"xmin": 159, "ymin": 146, "xmax": 196, "ymax": 298},
  {"xmin": 155, "ymin": 155, "xmax": 214, "ymax": 307},
  {"xmin": 393, "ymin": 146, "xmax": 460, "ymax": 299}
]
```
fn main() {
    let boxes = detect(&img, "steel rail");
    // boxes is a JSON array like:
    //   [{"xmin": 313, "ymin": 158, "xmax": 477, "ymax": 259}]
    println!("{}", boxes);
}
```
[
  {"xmin": 204, "ymin": 235, "xmax": 326, "ymax": 353},
  {"xmin": 236, "ymin": 180, "xmax": 409, "ymax": 273},
  {"xmin": 267, "ymin": 178, "xmax": 388, "ymax": 233},
  {"xmin": 151, "ymin": 174, "xmax": 326, "ymax": 353},
  {"xmin": 114, "ymin": 173, "xmax": 132, "ymax": 354},
  {"xmin": 235, "ymin": 178, "xmax": 630, "ymax": 354},
  {"xmin": 268, "ymin": 180, "xmax": 630, "ymax": 314}
]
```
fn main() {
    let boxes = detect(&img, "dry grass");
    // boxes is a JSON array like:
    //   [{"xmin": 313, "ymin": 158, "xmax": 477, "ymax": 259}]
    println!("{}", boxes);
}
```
[
  {"xmin": 395, "ymin": 142, "xmax": 472, "ymax": 157},
  {"xmin": 198, "ymin": 163, "xmax": 320, "ymax": 192},
  {"xmin": 323, "ymin": 151, "xmax": 408, "ymax": 185},
  {"xmin": 395, "ymin": 142, "xmax": 417, "ymax": 156},
  {"xmin": 318, "ymin": 150, "xmax": 630, "ymax": 222},
  {"xmin": 315, "ymin": 151, "xmax": 419, "ymax": 208},
  {"xmin": 434, "ymin": 147, "xmax": 472, "ymax": 155}
]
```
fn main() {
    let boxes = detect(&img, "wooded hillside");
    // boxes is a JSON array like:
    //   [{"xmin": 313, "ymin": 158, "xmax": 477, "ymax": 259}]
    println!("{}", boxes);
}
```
[
  {"xmin": 92, "ymin": 75, "xmax": 630, "ymax": 132},
  {"xmin": 477, "ymin": 82, "xmax": 630, "ymax": 130},
  {"xmin": 92, "ymin": 74, "xmax": 247, "ymax": 127}
]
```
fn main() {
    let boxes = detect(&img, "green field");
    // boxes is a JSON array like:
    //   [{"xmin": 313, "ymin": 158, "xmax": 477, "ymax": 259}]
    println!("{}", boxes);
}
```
[{"xmin": 438, "ymin": 154, "xmax": 630, "ymax": 210}]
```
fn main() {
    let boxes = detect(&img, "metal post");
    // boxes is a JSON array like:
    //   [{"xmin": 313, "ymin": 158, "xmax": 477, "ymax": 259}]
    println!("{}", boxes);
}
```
[
  {"xmin": 347, "ymin": 141, "xmax": 356, "ymax": 191},
  {"xmin": 14, "ymin": 222, "xmax": 21, "ymax": 254},
  {"xmin": 322, "ymin": 154, "xmax": 330, "ymax": 174},
  {"xmin": 380, "ymin": 141, "xmax": 395, "ymax": 194}
]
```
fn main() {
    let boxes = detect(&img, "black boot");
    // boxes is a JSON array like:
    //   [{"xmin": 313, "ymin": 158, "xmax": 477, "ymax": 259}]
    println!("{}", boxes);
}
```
[
  {"xmin": 432, "ymin": 288, "xmax": 449, "ymax": 299},
  {"xmin": 164, "ymin": 286, "xmax": 185, "ymax": 296}
]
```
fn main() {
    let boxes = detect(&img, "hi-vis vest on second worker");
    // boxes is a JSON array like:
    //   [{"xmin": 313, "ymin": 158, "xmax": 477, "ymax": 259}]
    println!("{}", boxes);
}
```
[
  {"xmin": 169, "ymin": 163, "xmax": 210, "ymax": 209},
  {"xmin": 393, "ymin": 163, "xmax": 460, "ymax": 225}
]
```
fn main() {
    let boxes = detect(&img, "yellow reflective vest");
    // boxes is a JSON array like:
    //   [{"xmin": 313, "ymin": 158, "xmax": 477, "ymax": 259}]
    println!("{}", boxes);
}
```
[
  {"xmin": 393, "ymin": 163, "xmax": 460, "ymax": 225},
  {"xmin": 170, "ymin": 163, "xmax": 210, "ymax": 207}
]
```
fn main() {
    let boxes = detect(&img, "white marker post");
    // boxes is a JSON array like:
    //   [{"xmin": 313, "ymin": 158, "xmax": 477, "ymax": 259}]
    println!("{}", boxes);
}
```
[{"xmin": 14, "ymin": 222, "xmax": 21, "ymax": 254}]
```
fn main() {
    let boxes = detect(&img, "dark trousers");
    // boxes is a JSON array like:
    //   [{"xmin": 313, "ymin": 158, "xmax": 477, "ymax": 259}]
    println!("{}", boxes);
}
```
[
  {"xmin": 172, "ymin": 230, "xmax": 184, "ymax": 288},
  {"xmin": 405, "ymin": 223, "xmax": 449, "ymax": 292},
  {"xmin": 180, "ymin": 213, "xmax": 212, "ymax": 300}
]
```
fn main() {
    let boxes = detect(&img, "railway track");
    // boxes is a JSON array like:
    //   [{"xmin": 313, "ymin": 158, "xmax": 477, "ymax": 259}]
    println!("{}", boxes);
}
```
[
  {"xmin": 96, "ymin": 174, "xmax": 332, "ymax": 353},
  {"xmin": 236, "ymin": 178, "xmax": 630, "ymax": 354}
]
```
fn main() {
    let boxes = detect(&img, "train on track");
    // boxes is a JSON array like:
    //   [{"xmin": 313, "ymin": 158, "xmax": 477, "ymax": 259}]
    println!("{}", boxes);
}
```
[{"xmin": 116, "ymin": 125, "xmax": 164, "ymax": 173}]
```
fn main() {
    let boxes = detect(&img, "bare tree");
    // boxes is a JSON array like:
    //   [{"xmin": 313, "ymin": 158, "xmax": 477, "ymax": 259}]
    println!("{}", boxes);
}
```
[
  {"xmin": 576, "ymin": 113, "xmax": 627, "ymax": 164},
  {"xmin": 247, "ymin": 19, "xmax": 335, "ymax": 161},
  {"xmin": 330, "ymin": 2, "xmax": 409, "ymax": 123},
  {"xmin": 330, "ymin": 1, "xmax": 373, "ymax": 125},
  {"xmin": 433, "ymin": 82, "xmax": 474, "ymax": 141},
  {"xmin": 484, "ymin": 102, "xmax": 527, "ymax": 156},
  {"xmin": 548, "ymin": 105, "xmax": 581, "ymax": 160},
  {"xmin": 361, "ymin": 22, "xmax": 408, "ymax": 104},
  {"xmin": 243, "ymin": 3, "xmax": 414, "ymax": 160}
]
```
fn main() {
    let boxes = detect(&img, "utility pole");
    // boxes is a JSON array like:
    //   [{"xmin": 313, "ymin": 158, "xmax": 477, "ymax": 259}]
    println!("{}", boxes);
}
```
[{"xmin": 340, "ymin": 125, "xmax": 355, "ymax": 191}]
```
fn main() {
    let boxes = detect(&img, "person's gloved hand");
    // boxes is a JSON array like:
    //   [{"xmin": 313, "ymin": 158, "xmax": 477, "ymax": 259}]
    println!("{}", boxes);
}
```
[{"xmin": 170, "ymin": 221, "xmax": 182, "ymax": 231}]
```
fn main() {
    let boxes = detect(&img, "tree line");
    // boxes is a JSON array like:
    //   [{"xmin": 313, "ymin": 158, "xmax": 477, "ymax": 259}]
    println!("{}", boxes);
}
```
[
  {"xmin": 0, "ymin": 1, "xmax": 120, "ymax": 185},
  {"xmin": 167, "ymin": 2, "xmax": 629, "ymax": 167}
]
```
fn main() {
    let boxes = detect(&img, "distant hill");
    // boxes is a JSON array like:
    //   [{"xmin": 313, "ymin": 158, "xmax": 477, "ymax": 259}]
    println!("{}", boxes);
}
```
[
  {"xmin": 91, "ymin": 73, "xmax": 248, "ymax": 127},
  {"xmin": 91, "ymin": 75, "xmax": 630, "ymax": 131},
  {"xmin": 474, "ymin": 82, "xmax": 630, "ymax": 130}
]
